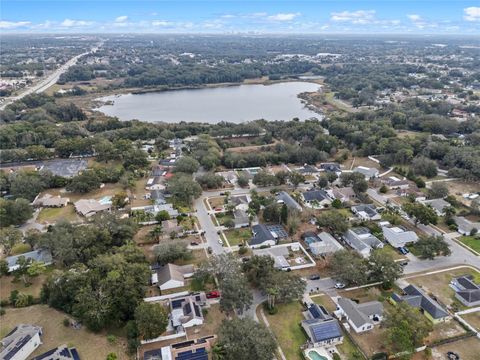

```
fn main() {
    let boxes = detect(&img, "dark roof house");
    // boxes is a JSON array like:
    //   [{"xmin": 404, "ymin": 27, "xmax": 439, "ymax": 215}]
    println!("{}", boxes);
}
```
[
  {"xmin": 451, "ymin": 275, "xmax": 480, "ymax": 307},
  {"xmin": 276, "ymin": 191, "xmax": 302, "ymax": 212}
]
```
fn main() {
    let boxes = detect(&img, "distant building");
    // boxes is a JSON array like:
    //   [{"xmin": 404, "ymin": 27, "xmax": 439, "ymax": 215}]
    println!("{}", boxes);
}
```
[
  {"xmin": 382, "ymin": 226, "xmax": 418, "ymax": 248},
  {"xmin": 382, "ymin": 176, "xmax": 410, "ymax": 190},
  {"xmin": 392, "ymin": 284, "xmax": 450, "ymax": 323},
  {"xmin": 276, "ymin": 191, "xmax": 302, "ymax": 212},
  {"xmin": 329, "ymin": 187, "xmax": 356, "ymax": 203},
  {"xmin": 32, "ymin": 344, "xmax": 80, "ymax": 360},
  {"xmin": 319, "ymin": 162, "xmax": 342, "ymax": 175},
  {"xmin": 303, "ymin": 232, "xmax": 343, "ymax": 256},
  {"xmin": 151, "ymin": 263, "xmax": 194, "ymax": 291},
  {"xmin": 6, "ymin": 249, "xmax": 53, "ymax": 273},
  {"xmin": 353, "ymin": 166, "xmax": 379, "ymax": 180},
  {"xmin": 230, "ymin": 194, "xmax": 250, "ymax": 211},
  {"xmin": 32, "ymin": 194, "xmax": 69, "ymax": 208},
  {"xmin": 336, "ymin": 298, "xmax": 383, "ymax": 333},
  {"xmin": 420, "ymin": 198, "xmax": 450, "ymax": 216},
  {"xmin": 343, "ymin": 227, "xmax": 383, "ymax": 258},
  {"xmin": 131, "ymin": 203, "xmax": 179, "ymax": 218},
  {"xmin": 450, "ymin": 275, "xmax": 480, "ymax": 307},
  {"xmin": 233, "ymin": 208, "xmax": 250, "ymax": 228},
  {"xmin": 351, "ymin": 204, "xmax": 381, "ymax": 221},
  {"xmin": 454, "ymin": 216, "xmax": 480, "ymax": 236},
  {"xmin": 0, "ymin": 324, "xmax": 43, "ymax": 360}
]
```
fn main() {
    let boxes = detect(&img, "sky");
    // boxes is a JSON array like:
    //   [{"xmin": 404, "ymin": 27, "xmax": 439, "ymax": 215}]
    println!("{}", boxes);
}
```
[{"xmin": 1, "ymin": 1, "xmax": 479, "ymax": 34}]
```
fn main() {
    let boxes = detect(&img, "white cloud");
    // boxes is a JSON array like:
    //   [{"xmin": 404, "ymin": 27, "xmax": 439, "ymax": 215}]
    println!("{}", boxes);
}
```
[
  {"xmin": 331, "ymin": 10, "xmax": 376, "ymax": 24},
  {"xmin": 221, "ymin": 14, "xmax": 236, "ymax": 19},
  {"xmin": 0, "ymin": 20, "xmax": 31, "ymax": 29},
  {"xmin": 151, "ymin": 20, "xmax": 173, "ymax": 27},
  {"xmin": 464, "ymin": 7, "xmax": 480, "ymax": 22},
  {"xmin": 115, "ymin": 15, "xmax": 128, "ymax": 23},
  {"xmin": 406, "ymin": 14, "xmax": 437, "ymax": 29},
  {"xmin": 267, "ymin": 12, "xmax": 301, "ymax": 21},
  {"xmin": 60, "ymin": 19, "xmax": 92, "ymax": 27},
  {"xmin": 407, "ymin": 14, "xmax": 422, "ymax": 22}
]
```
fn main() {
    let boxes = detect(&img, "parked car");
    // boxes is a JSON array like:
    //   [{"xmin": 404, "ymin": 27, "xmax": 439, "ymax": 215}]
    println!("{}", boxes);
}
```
[
  {"xmin": 218, "ymin": 239, "xmax": 223, "ymax": 245},
  {"xmin": 335, "ymin": 282, "xmax": 346, "ymax": 289},
  {"xmin": 398, "ymin": 247, "xmax": 409, "ymax": 255},
  {"xmin": 309, "ymin": 274, "xmax": 321, "ymax": 280},
  {"xmin": 207, "ymin": 247, "xmax": 212, "ymax": 254},
  {"xmin": 399, "ymin": 260, "xmax": 409, "ymax": 266},
  {"xmin": 190, "ymin": 241, "xmax": 199, "ymax": 246},
  {"xmin": 206, "ymin": 291, "xmax": 221, "ymax": 299}
]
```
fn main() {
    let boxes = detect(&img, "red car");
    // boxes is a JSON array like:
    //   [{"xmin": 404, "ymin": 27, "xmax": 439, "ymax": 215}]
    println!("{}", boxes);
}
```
[{"xmin": 206, "ymin": 291, "xmax": 221, "ymax": 299}]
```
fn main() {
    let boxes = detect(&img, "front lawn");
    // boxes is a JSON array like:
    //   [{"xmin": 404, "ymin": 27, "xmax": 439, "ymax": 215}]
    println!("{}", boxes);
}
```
[
  {"xmin": 459, "ymin": 236, "xmax": 480, "ymax": 253},
  {"xmin": 37, "ymin": 205, "xmax": 80, "ymax": 224},
  {"xmin": 215, "ymin": 212, "xmax": 234, "ymax": 226},
  {"xmin": 376, "ymin": 245, "xmax": 407, "ymax": 261},
  {"xmin": 224, "ymin": 228, "xmax": 251, "ymax": 246},
  {"xmin": 265, "ymin": 302, "xmax": 306, "ymax": 360}
]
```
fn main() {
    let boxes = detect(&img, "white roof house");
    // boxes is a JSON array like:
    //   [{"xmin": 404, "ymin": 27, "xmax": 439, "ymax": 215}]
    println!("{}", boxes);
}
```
[
  {"xmin": 353, "ymin": 166, "xmax": 379, "ymax": 180},
  {"xmin": 0, "ymin": 324, "xmax": 43, "ymax": 360},
  {"xmin": 420, "ymin": 198, "xmax": 450, "ymax": 216},
  {"xmin": 343, "ymin": 227, "xmax": 384, "ymax": 258},
  {"xmin": 336, "ymin": 298, "xmax": 383, "ymax": 333},
  {"xmin": 382, "ymin": 226, "xmax": 419, "ymax": 248},
  {"xmin": 454, "ymin": 216, "xmax": 480, "ymax": 236},
  {"xmin": 308, "ymin": 232, "xmax": 344, "ymax": 256},
  {"xmin": 151, "ymin": 264, "xmax": 194, "ymax": 291},
  {"xmin": 351, "ymin": 204, "xmax": 381, "ymax": 221}
]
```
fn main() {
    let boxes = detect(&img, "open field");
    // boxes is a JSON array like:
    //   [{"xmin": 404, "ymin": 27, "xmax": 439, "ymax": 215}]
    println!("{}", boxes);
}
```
[
  {"xmin": 426, "ymin": 320, "xmax": 467, "ymax": 344},
  {"xmin": 347, "ymin": 156, "xmax": 381, "ymax": 171},
  {"xmin": 265, "ymin": 302, "xmax": 305, "ymax": 360},
  {"xmin": 0, "ymin": 305, "xmax": 129, "ymax": 359},
  {"xmin": 37, "ymin": 204, "xmax": 80, "ymax": 224},
  {"xmin": 459, "ymin": 236, "xmax": 480, "ymax": 253},
  {"xmin": 339, "ymin": 286, "xmax": 384, "ymax": 303},
  {"xmin": 460, "ymin": 311, "xmax": 480, "ymax": 331},
  {"xmin": 444, "ymin": 180, "xmax": 480, "ymax": 206},
  {"xmin": 224, "ymin": 228, "xmax": 251, "ymax": 246},
  {"xmin": 430, "ymin": 336, "xmax": 480, "ymax": 360},
  {"xmin": 408, "ymin": 267, "xmax": 480, "ymax": 309}
]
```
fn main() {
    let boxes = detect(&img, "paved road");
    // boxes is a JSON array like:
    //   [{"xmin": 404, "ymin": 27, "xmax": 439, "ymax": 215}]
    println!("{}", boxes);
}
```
[{"xmin": 0, "ymin": 43, "xmax": 101, "ymax": 110}]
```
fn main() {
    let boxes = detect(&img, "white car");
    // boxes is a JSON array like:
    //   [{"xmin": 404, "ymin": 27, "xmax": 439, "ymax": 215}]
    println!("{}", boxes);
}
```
[
  {"xmin": 218, "ymin": 239, "xmax": 224, "ymax": 245},
  {"xmin": 335, "ymin": 282, "xmax": 346, "ymax": 289}
]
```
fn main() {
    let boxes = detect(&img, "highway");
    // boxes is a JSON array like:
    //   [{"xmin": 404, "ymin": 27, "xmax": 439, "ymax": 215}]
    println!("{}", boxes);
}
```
[{"xmin": 0, "ymin": 43, "xmax": 101, "ymax": 110}]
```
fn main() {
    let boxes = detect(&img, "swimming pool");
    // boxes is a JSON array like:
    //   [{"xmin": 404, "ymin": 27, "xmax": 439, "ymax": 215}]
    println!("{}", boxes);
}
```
[{"xmin": 304, "ymin": 348, "xmax": 332, "ymax": 360}]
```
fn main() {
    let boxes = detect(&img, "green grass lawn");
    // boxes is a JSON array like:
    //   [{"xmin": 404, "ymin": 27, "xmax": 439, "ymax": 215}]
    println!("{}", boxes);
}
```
[
  {"xmin": 376, "ymin": 245, "xmax": 406, "ymax": 261},
  {"xmin": 37, "ymin": 205, "xmax": 79, "ymax": 224},
  {"xmin": 265, "ymin": 302, "xmax": 306, "ymax": 360},
  {"xmin": 312, "ymin": 294, "xmax": 337, "ymax": 312},
  {"xmin": 224, "ymin": 228, "xmax": 251, "ymax": 246},
  {"xmin": 459, "ymin": 236, "xmax": 480, "ymax": 253},
  {"xmin": 215, "ymin": 212, "xmax": 234, "ymax": 226},
  {"xmin": 337, "ymin": 332, "xmax": 364, "ymax": 359}
]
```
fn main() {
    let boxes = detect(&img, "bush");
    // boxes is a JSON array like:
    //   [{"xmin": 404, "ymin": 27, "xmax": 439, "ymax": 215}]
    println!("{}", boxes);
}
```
[
  {"xmin": 332, "ymin": 353, "xmax": 341, "ymax": 360},
  {"xmin": 63, "ymin": 318, "xmax": 70, "ymax": 327},
  {"xmin": 10, "ymin": 243, "xmax": 32, "ymax": 255},
  {"xmin": 107, "ymin": 334, "xmax": 117, "ymax": 344},
  {"xmin": 238, "ymin": 246, "xmax": 248, "ymax": 255}
]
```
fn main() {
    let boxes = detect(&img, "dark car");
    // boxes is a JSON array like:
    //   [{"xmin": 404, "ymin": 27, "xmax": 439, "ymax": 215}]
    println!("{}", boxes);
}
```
[
  {"xmin": 206, "ymin": 291, "xmax": 221, "ymax": 299},
  {"xmin": 207, "ymin": 247, "xmax": 213, "ymax": 254},
  {"xmin": 398, "ymin": 247, "xmax": 409, "ymax": 255},
  {"xmin": 190, "ymin": 241, "xmax": 199, "ymax": 246},
  {"xmin": 309, "ymin": 274, "xmax": 321, "ymax": 280}
]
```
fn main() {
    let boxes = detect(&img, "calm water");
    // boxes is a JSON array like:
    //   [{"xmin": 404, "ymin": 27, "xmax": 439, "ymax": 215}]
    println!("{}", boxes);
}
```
[{"xmin": 96, "ymin": 82, "xmax": 321, "ymax": 123}]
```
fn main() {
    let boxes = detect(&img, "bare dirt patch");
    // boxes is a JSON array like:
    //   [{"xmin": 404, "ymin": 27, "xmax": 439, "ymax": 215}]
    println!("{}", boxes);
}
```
[{"xmin": 430, "ymin": 336, "xmax": 480, "ymax": 360}]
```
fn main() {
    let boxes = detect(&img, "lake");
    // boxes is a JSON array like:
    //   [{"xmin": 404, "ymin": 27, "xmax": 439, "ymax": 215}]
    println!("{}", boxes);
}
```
[{"xmin": 95, "ymin": 81, "xmax": 322, "ymax": 123}]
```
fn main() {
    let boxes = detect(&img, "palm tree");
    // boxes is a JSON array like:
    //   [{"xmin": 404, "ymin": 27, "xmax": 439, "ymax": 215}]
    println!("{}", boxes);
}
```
[
  {"xmin": 211, "ymin": 344, "xmax": 226, "ymax": 360},
  {"xmin": 149, "ymin": 225, "xmax": 163, "ymax": 241},
  {"xmin": 266, "ymin": 287, "xmax": 279, "ymax": 310}
]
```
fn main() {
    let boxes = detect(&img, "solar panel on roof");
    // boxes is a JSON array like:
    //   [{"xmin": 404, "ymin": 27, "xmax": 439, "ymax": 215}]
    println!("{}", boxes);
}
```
[
  {"xmin": 71, "ymin": 348, "xmax": 80, "ymax": 360},
  {"xmin": 171, "ymin": 299, "xmax": 183, "ymax": 308},
  {"xmin": 311, "ymin": 321, "xmax": 342, "ymax": 342}
]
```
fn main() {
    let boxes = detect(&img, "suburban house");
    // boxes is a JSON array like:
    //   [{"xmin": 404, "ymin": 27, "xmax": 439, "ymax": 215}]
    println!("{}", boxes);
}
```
[
  {"xmin": 149, "ymin": 190, "xmax": 166, "ymax": 205},
  {"xmin": 302, "ymin": 189, "xmax": 332, "ymax": 208},
  {"xmin": 217, "ymin": 171, "xmax": 237, "ymax": 185},
  {"xmin": 301, "ymin": 304, "xmax": 343, "ymax": 348},
  {"xmin": 0, "ymin": 324, "xmax": 43, "ymax": 360},
  {"xmin": 74, "ymin": 199, "xmax": 111, "ymax": 217},
  {"xmin": 382, "ymin": 176, "xmax": 410, "ymax": 190},
  {"xmin": 397, "ymin": 188, "xmax": 426, "ymax": 201},
  {"xmin": 297, "ymin": 164, "xmax": 320, "ymax": 176},
  {"xmin": 169, "ymin": 293, "xmax": 207, "ymax": 330},
  {"xmin": 351, "ymin": 204, "xmax": 381, "ymax": 221},
  {"xmin": 343, "ymin": 227, "xmax": 384, "ymax": 258},
  {"xmin": 230, "ymin": 194, "xmax": 250, "ymax": 211},
  {"xmin": 6, "ymin": 249, "xmax": 53, "ymax": 273},
  {"xmin": 329, "ymin": 187, "xmax": 356, "ymax": 203},
  {"xmin": 420, "ymin": 198, "xmax": 450, "ymax": 216},
  {"xmin": 253, "ymin": 242, "xmax": 315, "ymax": 270},
  {"xmin": 353, "ymin": 166, "xmax": 379, "ymax": 180},
  {"xmin": 32, "ymin": 344, "xmax": 80, "ymax": 360},
  {"xmin": 131, "ymin": 203, "xmax": 179, "ymax": 218},
  {"xmin": 248, "ymin": 224, "xmax": 287, "ymax": 248},
  {"xmin": 382, "ymin": 226, "xmax": 419, "ymax": 248},
  {"xmin": 391, "ymin": 284, "xmax": 450, "ymax": 323},
  {"xmin": 276, "ymin": 191, "xmax": 303, "ymax": 212},
  {"xmin": 450, "ymin": 276, "xmax": 480, "ymax": 307},
  {"xmin": 144, "ymin": 335, "xmax": 216, "ymax": 360},
  {"xmin": 303, "ymin": 231, "xmax": 344, "ymax": 256},
  {"xmin": 454, "ymin": 216, "xmax": 480, "ymax": 236},
  {"xmin": 336, "ymin": 298, "xmax": 384, "ymax": 333},
  {"xmin": 233, "ymin": 208, "xmax": 250, "ymax": 228},
  {"xmin": 151, "ymin": 263, "xmax": 194, "ymax": 291},
  {"xmin": 145, "ymin": 177, "xmax": 166, "ymax": 191},
  {"xmin": 319, "ymin": 162, "xmax": 342, "ymax": 175},
  {"xmin": 32, "ymin": 194, "xmax": 69, "ymax": 208},
  {"xmin": 162, "ymin": 219, "xmax": 182, "ymax": 235}
]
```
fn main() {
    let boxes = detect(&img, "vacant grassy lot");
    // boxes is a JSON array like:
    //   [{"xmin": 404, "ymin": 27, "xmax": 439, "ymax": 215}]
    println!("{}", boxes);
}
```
[
  {"xmin": 459, "ymin": 236, "xmax": 480, "ymax": 253},
  {"xmin": 224, "ymin": 228, "xmax": 251, "ymax": 246},
  {"xmin": 377, "ymin": 245, "xmax": 407, "ymax": 261},
  {"xmin": 207, "ymin": 196, "xmax": 225, "ymax": 209},
  {"xmin": 339, "ymin": 286, "xmax": 383, "ymax": 303},
  {"xmin": 461, "ymin": 311, "xmax": 480, "ymax": 331},
  {"xmin": 37, "ymin": 205, "xmax": 80, "ymax": 224},
  {"xmin": 425, "ymin": 320, "xmax": 467, "ymax": 344},
  {"xmin": 265, "ymin": 302, "xmax": 306, "ymax": 360},
  {"xmin": 0, "ymin": 305, "xmax": 129, "ymax": 359},
  {"xmin": 408, "ymin": 267, "xmax": 480, "ymax": 308},
  {"xmin": 0, "ymin": 274, "xmax": 48, "ymax": 301},
  {"xmin": 44, "ymin": 183, "xmax": 124, "ymax": 203},
  {"xmin": 215, "ymin": 212, "xmax": 234, "ymax": 226}
]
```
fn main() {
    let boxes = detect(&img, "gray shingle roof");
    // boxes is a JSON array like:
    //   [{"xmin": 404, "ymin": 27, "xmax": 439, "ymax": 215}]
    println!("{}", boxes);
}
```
[
  {"xmin": 276, "ymin": 191, "xmax": 302, "ymax": 211},
  {"xmin": 402, "ymin": 285, "xmax": 449, "ymax": 319},
  {"xmin": 249, "ymin": 224, "xmax": 275, "ymax": 246},
  {"xmin": 338, "ymin": 297, "xmax": 383, "ymax": 328},
  {"xmin": 302, "ymin": 189, "xmax": 330, "ymax": 202}
]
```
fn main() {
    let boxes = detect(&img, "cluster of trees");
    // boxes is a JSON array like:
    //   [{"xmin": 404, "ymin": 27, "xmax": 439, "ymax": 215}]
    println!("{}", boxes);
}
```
[
  {"xmin": 167, "ymin": 173, "xmax": 202, "ymax": 205},
  {"xmin": 413, "ymin": 235, "xmax": 451, "ymax": 260},
  {"xmin": 0, "ymin": 198, "xmax": 33, "ymax": 227},
  {"xmin": 402, "ymin": 202, "xmax": 438, "ymax": 226},
  {"xmin": 330, "ymin": 250, "xmax": 403, "ymax": 288}
]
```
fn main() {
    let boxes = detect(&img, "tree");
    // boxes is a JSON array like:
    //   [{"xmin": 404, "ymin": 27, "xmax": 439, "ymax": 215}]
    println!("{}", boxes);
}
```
[
  {"xmin": 237, "ymin": 175, "xmax": 249, "ymax": 188},
  {"xmin": 174, "ymin": 156, "xmax": 200, "ymax": 174},
  {"xmin": 402, "ymin": 202, "xmax": 438, "ymax": 226},
  {"xmin": 242, "ymin": 255, "xmax": 275, "ymax": 288},
  {"xmin": 316, "ymin": 210, "xmax": 349, "ymax": 236},
  {"xmin": 0, "ymin": 227, "xmax": 22, "ymax": 255},
  {"xmin": 330, "ymin": 250, "xmax": 368, "ymax": 286},
  {"xmin": 95, "ymin": 140, "xmax": 118, "ymax": 163},
  {"xmin": 66, "ymin": 171, "xmax": 101, "ymax": 193},
  {"xmin": 428, "ymin": 182, "xmax": 449, "ymax": 199},
  {"xmin": 288, "ymin": 171, "xmax": 305, "ymax": 188},
  {"xmin": 12, "ymin": 257, "xmax": 45, "ymax": 286},
  {"xmin": 167, "ymin": 173, "xmax": 202, "ymax": 205},
  {"xmin": 123, "ymin": 149, "xmax": 149, "ymax": 171},
  {"xmin": 368, "ymin": 250, "xmax": 403, "ymax": 288},
  {"xmin": 0, "ymin": 259, "xmax": 9, "ymax": 276},
  {"xmin": 196, "ymin": 172, "xmax": 224, "ymax": 189},
  {"xmin": 252, "ymin": 171, "xmax": 279, "ymax": 187},
  {"xmin": 331, "ymin": 199, "xmax": 342, "ymax": 209},
  {"xmin": 379, "ymin": 185, "xmax": 388, "ymax": 194},
  {"xmin": 384, "ymin": 302, "xmax": 432, "ymax": 356},
  {"xmin": 223, "ymin": 218, "xmax": 235, "ymax": 229},
  {"xmin": 317, "ymin": 175, "xmax": 329, "ymax": 188},
  {"xmin": 134, "ymin": 302, "xmax": 168, "ymax": 340},
  {"xmin": 340, "ymin": 172, "xmax": 368, "ymax": 194},
  {"xmin": 111, "ymin": 192, "xmax": 128, "ymax": 209},
  {"xmin": 149, "ymin": 225, "xmax": 163, "ymax": 241},
  {"xmin": 414, "ymin": 235, "xmax": 451, "ymax": 260},
  {"xmin": 217, "ymin": 318, "xmax": 277, "ymax": 360},
  {"xmin": 154, "ymin": 241, "xmax": 192, "ymax": 265},
  {"xmin": 155, "ymin": 210, "xmax": 171, "ymax": 222},
  {"xmin": 412, "ymin": 157, "xmax": 437, "ymax": 178},
  {"xmin": 0, "ymin": 198, "xmax": 33, "ymax": 227}
]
